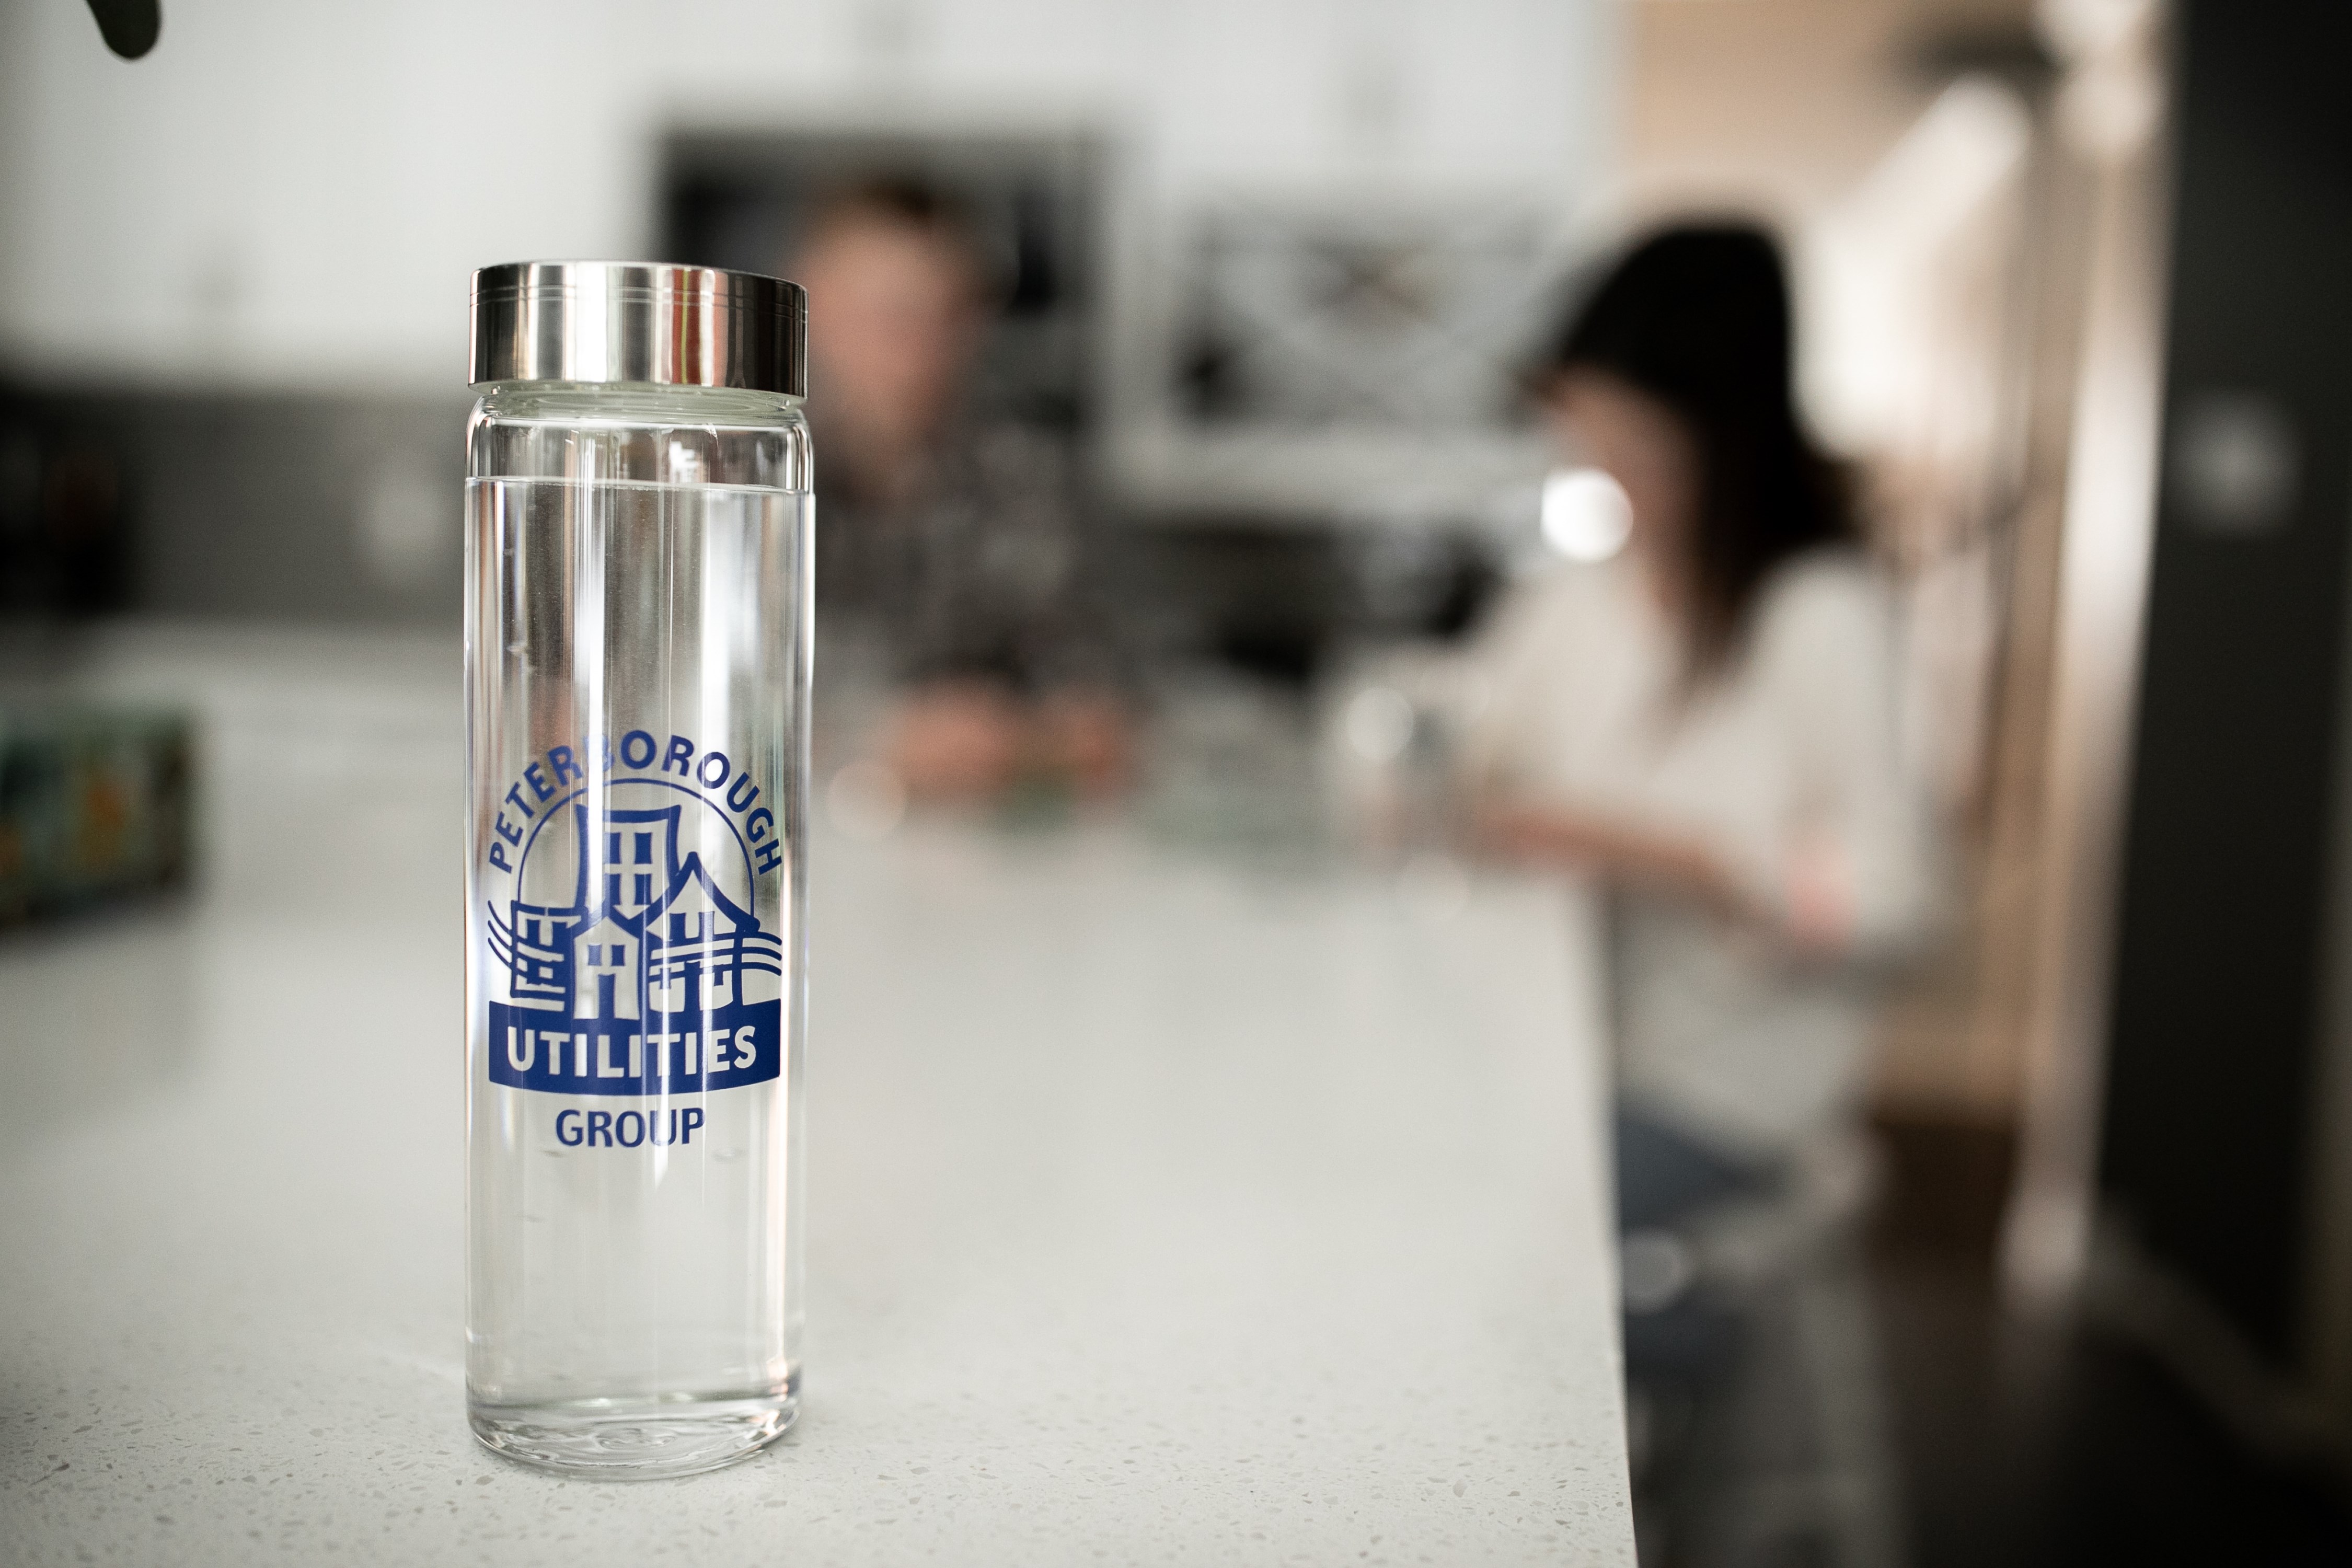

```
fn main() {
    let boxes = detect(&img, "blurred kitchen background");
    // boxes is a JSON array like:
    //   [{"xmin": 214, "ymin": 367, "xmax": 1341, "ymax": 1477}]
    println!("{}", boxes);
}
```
[{"xmin": 4, "ymin": 0, "xmax": 2349, "ymax": 1562}]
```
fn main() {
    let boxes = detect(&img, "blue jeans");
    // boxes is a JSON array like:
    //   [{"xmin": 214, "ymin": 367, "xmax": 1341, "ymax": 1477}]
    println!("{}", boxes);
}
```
[{"xmin": 1615, "ymin": 1103, "xmax": 1774, "ymax": 1381}]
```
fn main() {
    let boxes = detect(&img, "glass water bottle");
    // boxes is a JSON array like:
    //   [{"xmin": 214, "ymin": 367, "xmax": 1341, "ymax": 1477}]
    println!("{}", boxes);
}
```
[{"xmin": 463, "ymin": 262, "xmax": 811, "ymax": 1478}]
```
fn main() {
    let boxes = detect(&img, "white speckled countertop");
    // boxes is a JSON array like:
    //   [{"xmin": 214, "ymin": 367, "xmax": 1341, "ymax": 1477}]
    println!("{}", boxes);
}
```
[{"xmin": 0, "ymin": 629, "xmax": 1632, "ymax": 1565}]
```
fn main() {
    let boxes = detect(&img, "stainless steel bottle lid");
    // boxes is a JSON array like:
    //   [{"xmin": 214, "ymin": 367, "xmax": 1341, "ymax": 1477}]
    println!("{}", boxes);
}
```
[{"xmin": 469, "ymin": 261, "xmax": 807, "ymax": 395}]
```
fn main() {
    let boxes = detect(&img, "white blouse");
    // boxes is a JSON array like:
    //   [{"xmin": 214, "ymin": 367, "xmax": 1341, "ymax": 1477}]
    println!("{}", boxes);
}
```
[{"xmin": 1465, "ymin": 548, "xmax": 1939, "ymax": 1156}]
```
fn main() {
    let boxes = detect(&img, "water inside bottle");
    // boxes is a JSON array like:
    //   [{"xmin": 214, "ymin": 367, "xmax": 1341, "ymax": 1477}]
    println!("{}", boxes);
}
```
[{"xmin": 465, "ymin": 476, "xmax": 809, "ymax": 1479}]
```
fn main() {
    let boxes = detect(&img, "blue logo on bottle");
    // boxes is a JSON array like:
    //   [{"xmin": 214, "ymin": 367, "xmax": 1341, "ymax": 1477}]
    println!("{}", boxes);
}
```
[{"xmin": 482, "ymin": 733, "xmax": 784, "ymax": 1097}]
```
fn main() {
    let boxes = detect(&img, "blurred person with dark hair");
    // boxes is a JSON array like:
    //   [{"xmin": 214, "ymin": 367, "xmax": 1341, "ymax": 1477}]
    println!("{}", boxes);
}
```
[
  {"xmin": 792, "ymin": 178, "xmax": 1127, "ymax": 800},
  {"xmin": 1467, "ymin": 222, "xmax": 1936, "ymax": 1394}
]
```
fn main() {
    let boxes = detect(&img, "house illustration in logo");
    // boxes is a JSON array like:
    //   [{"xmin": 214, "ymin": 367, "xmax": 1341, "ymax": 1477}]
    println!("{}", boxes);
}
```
[
  {"xmin": 487, "ymin": 803, "xmax": 781, "ymax": 1022},
  {"xmin": 573, "ymin": 914, "xmax": 641, "ymax": 1020}
]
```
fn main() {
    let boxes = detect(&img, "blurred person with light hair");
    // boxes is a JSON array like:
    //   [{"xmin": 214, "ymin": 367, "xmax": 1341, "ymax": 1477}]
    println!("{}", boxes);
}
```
[
  {"xmin": 1467, "ymin": 223, "xmax": 1938, "ymax": 1383},
  {"xmin": 791, "ymin": 177, "xmax": 1127, "ymax": 801}
]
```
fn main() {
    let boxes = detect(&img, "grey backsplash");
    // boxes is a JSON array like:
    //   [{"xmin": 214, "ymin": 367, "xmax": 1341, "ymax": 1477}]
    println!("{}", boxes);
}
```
[
  {"xmin": 0, "ymin": 383, "xmax": 1498, "ymax": 677},
  {"xmin": 0, "ymin": 385, "xmax": 473, "ymax": 626}
]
